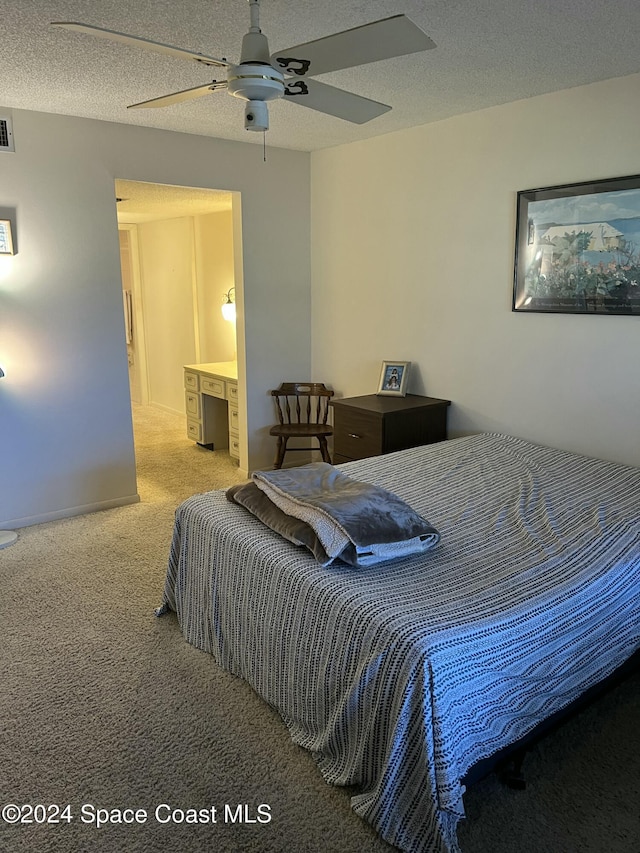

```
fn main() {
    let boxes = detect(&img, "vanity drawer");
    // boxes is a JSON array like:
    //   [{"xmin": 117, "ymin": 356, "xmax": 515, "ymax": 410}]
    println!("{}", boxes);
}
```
[
  {"xmin": 227, "ymin": 382, "xmax": 239, "ymax": 404},
  {"xmin": 228, "ymin": 430, "xmax": 240, "ymax": 459},
  {"xmin": 186, "ymin": 419, "xmax": 203, "ymax": 443},
  {"xmin": 201, "ymin": 376, "xmax": 226, "ymax": 399},
  {"xmin": 184, "ymin": 371, "xmax": 199, "ymax": 391},
  {"xmin": 185, "ymin": 391, "xmax": 201, "ymax": 419},
  {"xmin": 228, "ymin": 404, "xmax": 239, "ymax": 433}
]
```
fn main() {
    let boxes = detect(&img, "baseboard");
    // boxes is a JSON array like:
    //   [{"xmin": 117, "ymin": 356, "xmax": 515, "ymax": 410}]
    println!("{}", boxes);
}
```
[{"xmin": 2, "ymin": 494, "xmax": 141, "ymax": 530}]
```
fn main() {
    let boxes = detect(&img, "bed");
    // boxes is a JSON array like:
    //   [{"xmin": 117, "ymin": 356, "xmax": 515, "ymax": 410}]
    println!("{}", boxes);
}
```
[{"xmin": 159, "ymin": 433, "xmax": 640, "ymax": 853}]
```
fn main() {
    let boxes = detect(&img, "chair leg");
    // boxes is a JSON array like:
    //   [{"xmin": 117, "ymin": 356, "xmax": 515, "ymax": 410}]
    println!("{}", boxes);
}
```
[
  {"xmin": 318, "ymin": 437, "xmax": 332, "ymax": 464},
  {"xmin": 274, "ymin": 436, "xmax": 288, "ymax": 469}
]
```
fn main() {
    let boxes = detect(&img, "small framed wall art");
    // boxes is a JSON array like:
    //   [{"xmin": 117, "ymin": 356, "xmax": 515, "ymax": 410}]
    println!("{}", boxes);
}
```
[
  {"xmin": 377, "ymin": 361, "xmax": 410, "ymax": 396},
  {"xmin": 0, "ymin": 219, "xmax": 14, "ymax": 255}
]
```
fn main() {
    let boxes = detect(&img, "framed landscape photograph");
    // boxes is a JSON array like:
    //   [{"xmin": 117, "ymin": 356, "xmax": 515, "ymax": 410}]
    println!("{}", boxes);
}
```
[
  {"xmin": 513, "ymin": 174, "xmax": 640, "ymax": 315},
  {"xmin": 0, "ymin": 219, "xmax": 14, "ymax": 255},
  {"xmin": 377, "ymin": 361, "xmax": 410, "ymax": 396}
]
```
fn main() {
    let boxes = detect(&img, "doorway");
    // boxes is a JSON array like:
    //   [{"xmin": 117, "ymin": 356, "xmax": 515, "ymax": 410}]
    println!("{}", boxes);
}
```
[{"xmin": 115, "ymin": 179, "xmax": 239, "ymax": 416}]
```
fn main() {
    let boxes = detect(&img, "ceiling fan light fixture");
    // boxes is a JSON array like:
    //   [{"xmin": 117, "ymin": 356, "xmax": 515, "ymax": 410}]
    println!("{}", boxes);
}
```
[
  {"xmin": 243, "ymin": 99, "xmax": 269, "ymax": 131},
  {"xmin": 227, "ymin": 59, "xmax": 285, "ymax": 131},
  {"xmin": 227, "ymin": 63, "xmax": 284, "ymax": 102}
]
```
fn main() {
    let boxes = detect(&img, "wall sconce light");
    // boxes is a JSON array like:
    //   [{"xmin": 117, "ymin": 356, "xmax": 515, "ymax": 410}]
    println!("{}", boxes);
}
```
[{"xmin": 221, "ymin": 287, "xmax": 236, "ymax": 322}]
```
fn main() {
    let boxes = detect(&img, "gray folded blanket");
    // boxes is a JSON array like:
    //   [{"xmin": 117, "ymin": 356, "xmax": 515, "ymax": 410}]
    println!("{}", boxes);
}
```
[{"xmin": 248, "ymin": 462, "xmax": 439, "ymax": 567}]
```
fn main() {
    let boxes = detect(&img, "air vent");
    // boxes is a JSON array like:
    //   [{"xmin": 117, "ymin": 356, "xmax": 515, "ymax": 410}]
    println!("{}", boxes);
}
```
[{"xmin": 0, "ymin": 117, "xmax": 15, "ymax": 152}]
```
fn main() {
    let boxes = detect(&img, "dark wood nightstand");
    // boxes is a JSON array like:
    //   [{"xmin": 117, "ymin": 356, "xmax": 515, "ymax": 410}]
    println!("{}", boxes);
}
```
[{"xmin": 330, "ymin": 394, "xmax": 451, "ymax": 463}]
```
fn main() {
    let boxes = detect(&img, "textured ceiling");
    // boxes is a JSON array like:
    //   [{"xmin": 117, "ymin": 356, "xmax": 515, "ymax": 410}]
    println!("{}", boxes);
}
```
[
  {"xmin": 2, "ymin": 0, "xmax": 640, "ymax": 153},
  {"xmin": 115, "ymin": 179, "xmax": 232, "ymax": 222}
]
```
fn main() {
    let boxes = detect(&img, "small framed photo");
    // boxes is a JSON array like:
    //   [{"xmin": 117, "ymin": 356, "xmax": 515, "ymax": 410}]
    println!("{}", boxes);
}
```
[
  {"xmin": 0, "ymin": 220, "xmax": 14, "ymax": 255},
  {"xmin": 377, "ymin": 361, "xmax": 410, "ymax": 397}
]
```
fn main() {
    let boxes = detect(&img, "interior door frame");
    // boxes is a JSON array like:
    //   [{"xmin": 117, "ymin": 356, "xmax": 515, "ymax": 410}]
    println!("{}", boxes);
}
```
[{"xmin": 118, "ymin": 222, "xmax": 150, "ymax": 405}]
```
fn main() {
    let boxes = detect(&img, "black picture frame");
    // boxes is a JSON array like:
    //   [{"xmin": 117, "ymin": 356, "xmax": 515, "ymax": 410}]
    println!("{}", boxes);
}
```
[{"xmin": 513, "ymin": 174, "xmax": 640, "ymax": 315}]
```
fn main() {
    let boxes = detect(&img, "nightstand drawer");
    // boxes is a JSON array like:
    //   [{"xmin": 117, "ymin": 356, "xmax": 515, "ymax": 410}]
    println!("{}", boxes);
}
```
[
  {"xmin": 333, "ymin": 453, "xmax": 354, "ymax": 465},
  {"xmin": 333, "ymin": 409, "xmax": 382, "ymax": 460},
  {"xmin": 331, "ymin": 394, "xmax": 451, "ymax": 463}
]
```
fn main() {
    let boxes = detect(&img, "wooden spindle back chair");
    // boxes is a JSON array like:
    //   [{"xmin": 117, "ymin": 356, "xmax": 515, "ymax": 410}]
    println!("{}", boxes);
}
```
[{"xmin": 269, "ymin": 382, "xmax": 334, "ymax": 469}]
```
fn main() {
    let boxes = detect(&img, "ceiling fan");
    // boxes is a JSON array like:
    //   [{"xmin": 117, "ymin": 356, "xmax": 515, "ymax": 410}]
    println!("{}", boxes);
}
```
[{"xmin": 52, "ymin": 0, "xmax": 436, "ymax": 133}]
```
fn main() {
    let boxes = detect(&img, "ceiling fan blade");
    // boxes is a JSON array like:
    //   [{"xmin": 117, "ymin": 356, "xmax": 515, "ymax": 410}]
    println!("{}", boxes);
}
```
[
  {"xmin": 51, "ymin": 22, "xmax": 229, "ymax": 68},
  {"xmin": 272, "ymin": 14, "xmax": 435, "ymax": 78},
  {"xmin": 128, "ymin": 82, "xmax": 227, "ymax": 110},
  {"xmin": 283, "ymin": 78, "xmax": 390, "ymax": 124}
]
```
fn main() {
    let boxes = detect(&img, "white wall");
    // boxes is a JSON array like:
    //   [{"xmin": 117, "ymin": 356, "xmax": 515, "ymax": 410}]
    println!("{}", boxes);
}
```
[
  {"xmin": 0, "ymin": 108, "xmax": 310, "ymax": 528},
  {"xmin": 194, "ymin": 209, "xmax": 237, "ymax": 365},
  {"xmin": 311, "ymin": 73, "xmax": 640, "ymax": 467},
  {"xmin": 137, "ymin": 217, "xmax": 198, "ymax": 414}
]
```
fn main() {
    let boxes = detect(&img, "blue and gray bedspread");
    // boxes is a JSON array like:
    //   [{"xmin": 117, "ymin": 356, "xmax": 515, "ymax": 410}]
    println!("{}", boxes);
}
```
[{"xmin": 162, "ymin": 433, "xmax": 640, "ymax": 853}]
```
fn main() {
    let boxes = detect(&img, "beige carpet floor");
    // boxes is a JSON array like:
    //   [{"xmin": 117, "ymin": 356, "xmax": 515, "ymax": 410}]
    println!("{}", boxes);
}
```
[{"xmin": 1, "ymin": 404, "xmax": 638, "ymax": 853}]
